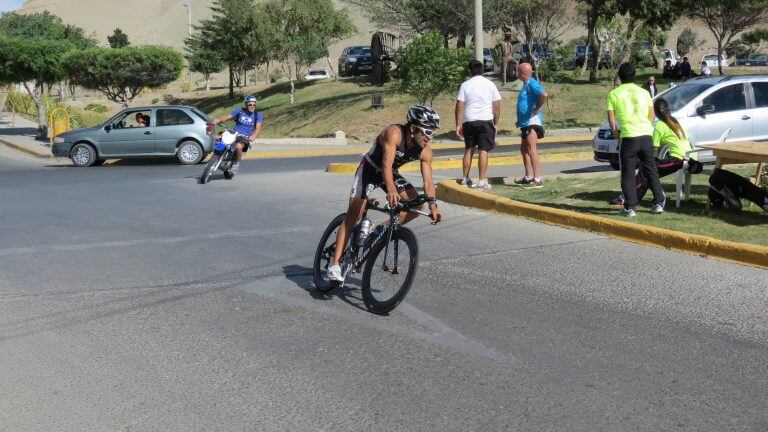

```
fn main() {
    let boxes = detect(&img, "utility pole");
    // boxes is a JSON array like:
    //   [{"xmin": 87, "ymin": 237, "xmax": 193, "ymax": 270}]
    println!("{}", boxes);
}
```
[
  {"xmin": 182, "ymin": 2, "xmax": 193, "ymax": 82},
  {"xmin": 474, "ymin": 0, "xmax": 483, "ymax": 61}
]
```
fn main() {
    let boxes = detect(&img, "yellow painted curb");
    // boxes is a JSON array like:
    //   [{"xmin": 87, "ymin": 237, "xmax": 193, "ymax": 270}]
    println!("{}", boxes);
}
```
[
  {"xmin": 326, "ymin": 152, "xmax": 595, "ymax": 174},
  {"xmin": 436, "ymin": 179, "xmax": 768, "ymax": 270},
  {"xmin": 245, "ymin": 134, "xmax": 594, "ymax": 160},
  {"xmin": 0, "ymin": 138, "xmax": 49, "ymax": 158}
]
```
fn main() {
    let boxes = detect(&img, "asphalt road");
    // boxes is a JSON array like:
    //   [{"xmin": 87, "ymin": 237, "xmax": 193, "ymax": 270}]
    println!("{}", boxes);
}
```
[{"xmin": 1, "ymin": 147, "xmax": 767, "ymax": 431}]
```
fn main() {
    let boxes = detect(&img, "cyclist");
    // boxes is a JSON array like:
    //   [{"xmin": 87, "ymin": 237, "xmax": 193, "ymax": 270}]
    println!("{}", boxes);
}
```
[
  {"xmin": 212, "ymin": 95, "xmax": 263, "ymax": 175},
  {"xmin": 326, "ymin": 105, "xmax": 444, "ymax": 283}
]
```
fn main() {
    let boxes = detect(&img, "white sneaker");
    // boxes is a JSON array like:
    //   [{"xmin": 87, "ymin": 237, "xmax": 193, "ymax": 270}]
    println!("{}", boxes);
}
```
[
  {"xmin": 619, "ymin": 208, "xmax": 637, "ymax": 217},
  {"xmin": 460, "ymin": 177, "xmax": 473, "ymax": 187},
  {"xmin": 229, "ymin": 162, "xmax": 240, "ymax": 175},
  {"xmin": 327, "ymin": 265, "xmax": 344, "ymax": 283},
  {"xmin": 651, "ymin": 197, "xmax": 666, "ymax": 214},
  {"xmin": 473, "ymin": 180, "xmax": 492, "ymax": 190}
]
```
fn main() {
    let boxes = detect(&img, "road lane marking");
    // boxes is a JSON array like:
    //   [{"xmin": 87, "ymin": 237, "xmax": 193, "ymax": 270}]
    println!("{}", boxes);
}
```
[{"xmin": 0, "ymin": 226, "xmax": 319, "ymax": 257}]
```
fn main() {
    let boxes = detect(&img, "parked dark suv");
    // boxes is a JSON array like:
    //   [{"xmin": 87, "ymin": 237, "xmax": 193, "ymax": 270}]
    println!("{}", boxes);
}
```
[{"xmin": 338, "ymin": 46, "xmax": 373, "ymax": 77}]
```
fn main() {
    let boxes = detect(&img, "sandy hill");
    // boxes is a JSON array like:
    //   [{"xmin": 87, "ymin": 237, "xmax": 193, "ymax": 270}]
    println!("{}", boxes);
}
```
[{"xmin": 19, "ymin": 0, "xmax": 377, "ymax": 64}]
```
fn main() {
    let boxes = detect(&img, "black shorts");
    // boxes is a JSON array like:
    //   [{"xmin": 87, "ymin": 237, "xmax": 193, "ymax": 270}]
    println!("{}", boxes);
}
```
[
  {"xmin": 237, "ymin": 136, "xmax": 251, "ymax": 152},
  {"xmin": 463, "ymin": 120, "xmax": 496, "ymax": 152},
  {"xmin": 520, "ymin": 125, "xmax": 544, "ymax": 139},
  {"xmin": 350, "ymin": 159, "xmax": 415, "ymax": 200}
]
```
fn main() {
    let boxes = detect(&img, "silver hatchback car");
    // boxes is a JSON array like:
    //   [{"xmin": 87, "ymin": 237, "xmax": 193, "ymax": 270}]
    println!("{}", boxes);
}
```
[
  {"xmin": 52, "ymin": 105, "xmax": 215, "ymax": 167},
  {"xmin": 593, "ymin": 75, "xmax": 768, "ymax": 169}
]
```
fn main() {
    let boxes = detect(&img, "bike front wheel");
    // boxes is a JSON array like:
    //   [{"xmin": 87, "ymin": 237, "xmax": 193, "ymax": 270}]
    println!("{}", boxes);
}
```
[
  {"xmin": 313, "ymin": 213, "xmax": 347, "ymax": 293},
  {"xmin": 361, "ymin": 227, "xmax": 418, "ymax": 314},
  {"xmin": 200, "ymin": 154, "xmax": 220, "ymax": 184}
]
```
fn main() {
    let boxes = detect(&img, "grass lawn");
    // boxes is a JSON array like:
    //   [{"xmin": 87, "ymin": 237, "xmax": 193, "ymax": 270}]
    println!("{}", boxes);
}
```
[{"xmin": 489, "ymin": 167, "xmax": 768, "ymax": 247}]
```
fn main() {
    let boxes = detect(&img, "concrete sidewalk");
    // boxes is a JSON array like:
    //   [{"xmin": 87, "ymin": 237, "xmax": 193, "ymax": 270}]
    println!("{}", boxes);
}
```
[{"xmin": 0, "ymin": 112, "xmax": 52, "ymax": 158}]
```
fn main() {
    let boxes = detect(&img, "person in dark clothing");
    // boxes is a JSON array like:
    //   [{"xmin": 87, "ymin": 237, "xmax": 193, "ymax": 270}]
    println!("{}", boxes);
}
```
[
  {"xmin": 680, "ymin": 57, "xmax": 693, "ymax": 79},
  {"xmin": 645, "ymin": 76, "xmax": 659, "ymax": 97}
]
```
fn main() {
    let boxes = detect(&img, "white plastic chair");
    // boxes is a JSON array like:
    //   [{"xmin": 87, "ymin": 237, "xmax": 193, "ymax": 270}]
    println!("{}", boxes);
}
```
[{"xmin": 674, "ymin": 128, "xmax": 730, "ymax": 208}]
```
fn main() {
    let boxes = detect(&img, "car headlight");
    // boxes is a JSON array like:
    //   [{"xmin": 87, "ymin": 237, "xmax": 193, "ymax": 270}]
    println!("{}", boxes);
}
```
[
  {"xmin": 347, "ymin": 57, "xmax": 357, "ymax": 63},
  {"xmin": 53, "ymin": 136, "xmax": 66, "ymax": 144}
]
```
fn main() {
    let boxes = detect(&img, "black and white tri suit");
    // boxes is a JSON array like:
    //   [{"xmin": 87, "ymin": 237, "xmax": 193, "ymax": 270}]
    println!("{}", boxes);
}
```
[{"xmin": 350, "ymin": 124, "xmax": 423, "ymax": 199}]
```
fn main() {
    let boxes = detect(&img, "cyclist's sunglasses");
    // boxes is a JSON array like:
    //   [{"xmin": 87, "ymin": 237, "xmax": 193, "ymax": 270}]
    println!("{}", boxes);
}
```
[
  {"xmin": 416, "ymin": 126, "xmax": 435, "ymax": 137},
  {"xmin": 246, "ymin": 103, "xmax": 256, "ymax": 106}
]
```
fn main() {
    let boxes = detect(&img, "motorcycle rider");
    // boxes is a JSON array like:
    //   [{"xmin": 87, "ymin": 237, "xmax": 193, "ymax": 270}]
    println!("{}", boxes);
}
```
[{"xmin": 213, "ymin": 95, "xmax": 263, "ymax": 175}]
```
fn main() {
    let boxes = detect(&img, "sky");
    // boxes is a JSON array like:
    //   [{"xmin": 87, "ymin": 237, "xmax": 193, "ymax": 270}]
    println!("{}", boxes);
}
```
[{"xmin": 0, "ymin": 0, "xmax": 26, "ymax": 13}]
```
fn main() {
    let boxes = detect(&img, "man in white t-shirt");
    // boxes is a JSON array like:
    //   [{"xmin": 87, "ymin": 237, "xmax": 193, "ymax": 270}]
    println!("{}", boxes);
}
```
[{"xmin": 455, "ymin": 59, "xmax": 501, "ymax": 190}]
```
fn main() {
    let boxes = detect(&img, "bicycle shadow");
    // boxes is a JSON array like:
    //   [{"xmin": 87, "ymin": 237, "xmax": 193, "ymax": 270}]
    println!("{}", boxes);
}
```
[{"xmin": 281, "ymin": 264, "xmax": 368, "ymax": 312}]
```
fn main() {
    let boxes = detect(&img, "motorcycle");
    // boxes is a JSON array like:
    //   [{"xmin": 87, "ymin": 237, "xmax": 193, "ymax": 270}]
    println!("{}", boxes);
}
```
[{"xmin": 199, "ymin": 124, "xmax": 249, "ymax": 184}]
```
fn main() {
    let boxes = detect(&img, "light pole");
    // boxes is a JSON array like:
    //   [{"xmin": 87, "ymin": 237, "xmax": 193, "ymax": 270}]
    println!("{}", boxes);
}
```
[
  {"xmin": 474, "ymin": 0, "xmax": 483, "ymax": 62},
  {"xmin": 182, "ymin": 2, "xmax": 192, "ymax": 82}
]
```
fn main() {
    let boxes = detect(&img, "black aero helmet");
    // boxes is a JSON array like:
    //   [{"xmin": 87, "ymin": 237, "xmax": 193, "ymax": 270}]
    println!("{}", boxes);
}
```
[{"xmin": 406, "ymin": 105, "xmax": 441, "ymax": 129}]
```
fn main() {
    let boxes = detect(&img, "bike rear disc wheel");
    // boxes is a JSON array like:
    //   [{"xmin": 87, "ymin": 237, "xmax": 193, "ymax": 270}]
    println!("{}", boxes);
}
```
[
  {"xmin": 313, "ymin": 213, "xmax": 347, "ymax": 293},
  {"xmin": 200, "ymin": 154, "xmax": 220, "ymax": 184},
  {"xmin": 361, "ymin": 227, "xmax": 418, "ymax": 314}
]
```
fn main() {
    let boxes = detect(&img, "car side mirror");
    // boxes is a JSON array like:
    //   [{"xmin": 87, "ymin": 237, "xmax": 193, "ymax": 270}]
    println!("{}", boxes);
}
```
[
  {"xmin": 105, "ymin": 124, "xmax": 112, "ymax": 132},
  {"xmin": 696, "ymin": 104, "xmax": 715, "ymax": 116}
]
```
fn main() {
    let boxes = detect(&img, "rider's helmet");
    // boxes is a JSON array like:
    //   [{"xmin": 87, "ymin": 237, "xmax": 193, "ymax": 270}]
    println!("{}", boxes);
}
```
[
  {"xmin": 406, "ymin": 105, "xmax": 441, "ymax": 129},
  {"xmin": 244, "ymin": 95, "xmax": 258, "ymax": 105}
]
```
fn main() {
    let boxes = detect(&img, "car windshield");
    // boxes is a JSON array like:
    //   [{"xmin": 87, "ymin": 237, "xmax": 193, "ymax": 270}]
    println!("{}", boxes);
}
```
[
  {"xmin": 483, "ymin": 48, "xmax": 491, "ymax": 55},
  {"xmin": 704, "ymin": 55, "xmax": 719, "ymax": 61},
  {"xmin": 309, "ymin": 71, "xmax": 325, "ymax": 76},
  {"xmin": 659, "ymin": 83, "xmax": 714, "ymax": 112},
  {"xmin": 349, "ymin": 47, "xmax": 370, "ymax": 55},
  {"xmin": 748, "ymin": 54, "xmax": 767, "ymax": 60}
]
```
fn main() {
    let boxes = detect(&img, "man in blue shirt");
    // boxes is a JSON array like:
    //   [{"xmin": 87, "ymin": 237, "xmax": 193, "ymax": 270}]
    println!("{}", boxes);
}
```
[
  {"xmin": 213, "ymin": 95, "xmax": 263, "ymax": 175},
  {"xmin": 515, "ymin": 62, "xmax": 548, "ymax": 188}
]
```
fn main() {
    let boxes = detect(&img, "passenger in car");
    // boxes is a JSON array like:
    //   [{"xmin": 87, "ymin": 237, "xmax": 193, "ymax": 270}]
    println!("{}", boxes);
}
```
[{"xmin": 135, "ymin": 113, "xmax": 147, "ymax": 127}]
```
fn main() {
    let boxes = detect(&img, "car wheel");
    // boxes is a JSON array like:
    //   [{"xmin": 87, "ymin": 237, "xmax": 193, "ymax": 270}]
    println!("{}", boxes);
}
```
[
  {"xmin": 70, "ymin": 143, "xmax": 97, "ymax": 167},
  {"xmin": 176, "ymin": 141, "xmax": 203, "ymax": 165}
]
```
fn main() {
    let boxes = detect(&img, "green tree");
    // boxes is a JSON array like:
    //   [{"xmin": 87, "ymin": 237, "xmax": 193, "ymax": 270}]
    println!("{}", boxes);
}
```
[
  {"xmin": 685, "ymin": 0, "xmax": 768, "ymax": 74},
  {"xmin": 191, "ymin": 0, "xmax": 256, "ymax": 98},
  {"xmin": 187, "ymin": 36, "xmax": 225, "ymax": 91},
  {"xmin": 576, "ymin": 0, "xmax": 618, "ymax": 82},
  {"xmin": 63, "ymin": 46, "xmax": 183, "ymax": 107},
  {"xmin": 395, "ymin": 30, "xmax": 471, "ymax": 105},
  {"xmin": 269, "ymin": 0, "xmax": 355, "ymax": 103},
  {"xmin": 0, "ymin": 37, "xmax": 72, "ymax": 137},
  {"xmin": 676, "ymin": 27, "xmax": 705, "ymax": 57},
  {"xmin": 616, "ymin": 0, "xmax": 684, "ymax": 68},
  {"xmin": 348, "ymin": 0, "xmax": 514, "ymax": 45},
  {"xmin": 107, "ymin": 28, "xmax": 130, "ymax": 48},
  {"xmin": 727, "ymin": 28, "xmax": 768, "ymax": 59},
  {"xmin": 0, "ymin": 11, "xmax": 95, "ymax": 49}
]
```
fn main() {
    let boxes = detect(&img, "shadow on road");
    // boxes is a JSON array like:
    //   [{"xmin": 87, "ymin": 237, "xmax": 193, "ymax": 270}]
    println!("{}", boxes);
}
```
[{"xmin": 281, "ymin": 264, "xmax": 367, "ymax": 312}]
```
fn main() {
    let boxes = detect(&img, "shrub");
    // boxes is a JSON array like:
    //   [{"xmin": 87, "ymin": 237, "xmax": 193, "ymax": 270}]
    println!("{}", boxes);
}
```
[{"xmin": 84, "ymin": 103, "xmax": 108, "ymax": 113}]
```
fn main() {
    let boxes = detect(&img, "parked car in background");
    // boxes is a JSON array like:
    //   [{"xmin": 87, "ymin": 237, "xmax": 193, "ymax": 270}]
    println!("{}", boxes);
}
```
[
  {"xmin": 512, "ymin": 43, "xmax": 551, "ymax": 64},
  {"xmin": 701, "ymin": 54, "xmax": 729, "ymax": 68},
  {"xmin": 662, "ymin": 49, "xmax": 680, "ymax": 67},
  {"xmin": 52, "ymin": 106, "xmax": 215, "ymax": 167},
  {"xmin": 574, "ymin": 45, "xmax": 610, "ymax": 68},
  {"xmin": 482, "ymin": 48, "xmax": 495, "ymax": 72},
  {"xmin": 593, "ymin": 75, "xmax": 768, "ymax": 170},
  {"xmin": 338, "ymin": 46, "xmax": 373, "ymax": 77},
  {"xmin": 744, "ymin": 53, "xmax": 768, "ymax": 67},
  {"xmin": 305, "ymin": 69, "xmax": 331, "ymax": 81}
]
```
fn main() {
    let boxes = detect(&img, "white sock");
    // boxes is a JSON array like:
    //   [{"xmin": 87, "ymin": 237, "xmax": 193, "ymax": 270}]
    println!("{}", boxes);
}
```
[{"xmin": 534, "ymin": 177, "xmax": 541, "ymax": 182}]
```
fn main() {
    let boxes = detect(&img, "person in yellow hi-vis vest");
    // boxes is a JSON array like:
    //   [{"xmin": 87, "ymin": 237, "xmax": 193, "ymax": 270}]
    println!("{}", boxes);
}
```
[{"xmin": 607, "ymin": 63, "xmax": 666, "ymax": 217}]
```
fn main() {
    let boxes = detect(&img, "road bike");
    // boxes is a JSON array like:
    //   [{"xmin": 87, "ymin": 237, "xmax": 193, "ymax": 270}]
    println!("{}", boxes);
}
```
[{"xmin": 312, "ymin": 195, "xmax": 432, "ymax": 315}]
